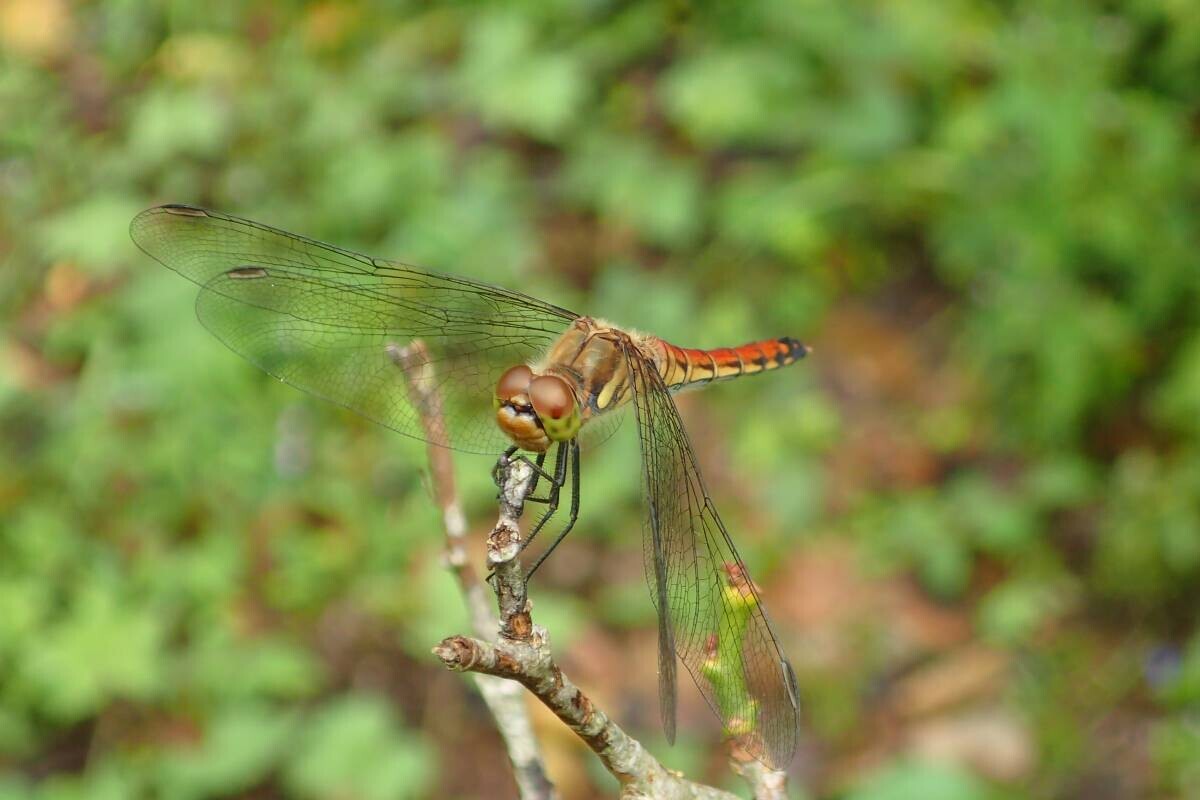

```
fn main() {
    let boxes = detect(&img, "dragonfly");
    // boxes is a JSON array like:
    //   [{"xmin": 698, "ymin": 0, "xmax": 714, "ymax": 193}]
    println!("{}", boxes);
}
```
[{"xmin": 131, "ymin": 204, "xmax": 806, "ymax": 769}]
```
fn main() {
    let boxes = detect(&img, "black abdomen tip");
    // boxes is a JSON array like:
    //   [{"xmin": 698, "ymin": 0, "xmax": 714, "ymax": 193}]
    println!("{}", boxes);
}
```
[{"xmin": 778, "ymin": 337, "xmax": 809, "ymax": 360}]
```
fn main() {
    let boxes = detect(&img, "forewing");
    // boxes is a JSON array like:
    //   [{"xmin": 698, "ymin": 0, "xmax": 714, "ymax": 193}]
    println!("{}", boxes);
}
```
[
  {"xmin": 624, "ymin": 343, "xmax": 799, "ymax": 769},
  {"xmin": 131, "ymin": 205, "xmax": 579, "ymax": 454}
]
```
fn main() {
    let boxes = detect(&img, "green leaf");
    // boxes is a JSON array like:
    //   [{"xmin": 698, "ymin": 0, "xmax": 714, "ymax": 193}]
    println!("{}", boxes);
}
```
[
  {"xmin": 17, "ymin": 585, "xmax": 165, "ymax": 721},
  {"xmin": 848, "ymin": 759, "xmax": 997, "ymax": 800},
  {"xmin": 1152, "ymin": 332, "xmax": 1200, "ymax": 436},
  {"xmin": 284, "ymin": 695, "xmax": 435, "ymax": 800},
  {"xmin": 126, "ymin": 86, "xmax": 233, "ymax": 164},
  {"xmin": 977, "ymin": 579, "xmax": 1060, "ymax": 644},
  {"xmin": 189, "ymin": 631, "xmax": 324, "ymax": 702},
  {"xmin": 38, "ymin": 196, "xmax": 145, "ymax": 273},
  {"xmin": 457, "ymin": 13, "xmax": 586, "ymax": 141},
  {"xmin": 660, "ymin": 48, "xmax": 809, "ymax": 146},
  {"xmin": 563, "ymin": 135, "xmax": 702, "ymax": 247},
  {"xmin": 716, "ymin": 167, "xmax": 837, "ymax": 262},
  {"xmin": 948, "ymin": 475, "xmax": 1037, "ymax": 556},
  {"xmin": 1151, "ymin": 718, "xmax": 1200, "ymax": 795},
  {"xmin": 157, "ymin": 704, "xmax": 296, "ymax": 798}
]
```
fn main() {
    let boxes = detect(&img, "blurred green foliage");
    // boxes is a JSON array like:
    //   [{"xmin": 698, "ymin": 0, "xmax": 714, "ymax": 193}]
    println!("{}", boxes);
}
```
[{"xmin": 2, "ymin": 0, "xmax": 1199, "ymax": 798}]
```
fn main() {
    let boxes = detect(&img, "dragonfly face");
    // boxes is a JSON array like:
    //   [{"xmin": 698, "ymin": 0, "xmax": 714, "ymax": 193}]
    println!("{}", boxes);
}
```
[{"xmin": 493, "ymin": 364, "xmax": 581, "ymax": 452}]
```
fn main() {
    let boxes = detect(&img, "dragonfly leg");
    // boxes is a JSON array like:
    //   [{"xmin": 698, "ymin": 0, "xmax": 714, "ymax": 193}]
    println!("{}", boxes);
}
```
[
  {"xmin": 493, "ymin": 448, "xmax": 555, "ymax": 497},
  {"xmin": 527, "ymin": 451, "xmax": 548, "ymax": 497},
  {"xmin": 522, "ymin": 442, "xmax": 569, "ymax": 552},
  {"xmin": 506, "ymin": 452, "xmax": 561, "ymax": 487},
  {"xmin": 525, "ymin": 440, "xmax": 581, "ymax": 581},
  {"xmin": 492, "ymin": 445, "xmax": 520, "ymax": 487},
  {"xmin": 484, "ymin": 442, "xmax": 568, "ymax": 585}
]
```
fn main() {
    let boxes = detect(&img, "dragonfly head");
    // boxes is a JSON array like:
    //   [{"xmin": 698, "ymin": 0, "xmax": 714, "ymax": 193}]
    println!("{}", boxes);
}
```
[{"xmin": 494, "ymin": 365, "xmax": 581, "ymax": 451}]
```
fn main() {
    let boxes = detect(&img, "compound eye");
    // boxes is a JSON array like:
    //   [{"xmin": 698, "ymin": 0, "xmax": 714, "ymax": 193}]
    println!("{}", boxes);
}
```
[
  {"xmin": 529, "ymin": 374, "xmax": 575, "ymax": 420},
  {"xmin": 495, "ymin": 365, "xmax": 533, "ymax": 402}
]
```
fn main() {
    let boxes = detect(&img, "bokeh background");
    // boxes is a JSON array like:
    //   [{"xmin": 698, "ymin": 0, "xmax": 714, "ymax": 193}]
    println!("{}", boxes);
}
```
[{"xmin": 3, "ymin": 1, "xmax": 1200, "ymax": 798}]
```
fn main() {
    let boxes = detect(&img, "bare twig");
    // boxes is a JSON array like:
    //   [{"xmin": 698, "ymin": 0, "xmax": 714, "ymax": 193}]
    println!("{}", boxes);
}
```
[
  {"xmin": 435, "ymin": 453, "xmax": 742, "ymax": 800},
  {"xmin": 488, "ymin": 454, "xmax": 536, "ymax": 640},
  {"xmin": 390, "ymin": 342, "xmax": 557, "ymax": 800}
]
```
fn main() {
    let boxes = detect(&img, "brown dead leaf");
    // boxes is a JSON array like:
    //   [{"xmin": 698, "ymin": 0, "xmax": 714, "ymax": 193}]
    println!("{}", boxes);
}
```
[
  {"xmin": 815, "ymin": 302, "xmax": 978, "ymax": 504},
  {"xmin": 891, "ymin": 645, "xmax": 1010, "ymax": 719},
  {"xmin": 44, "ymin": 262, "xmax": 89, "ymax": 311},
  {"xmin": 906, "ymin": 707, "xmax": 1035, "ymax": 783},
  {"xmin": 773, "ymin": 540, "xmax": 972, "ymax": 670},
  {"xmin": 3, "ymin": 339, "xmax": 76, "ymax": 390},
  {"xmin": 302, "ymin": 2, "xmax": 361, "ymax": 51},
  {"xmin": 879, "ymin": 579, "xmax": 974, "ymax": 653},
  {"xmin": 820, "ymin": 304, "xmax": 928, "ymax": 403}
]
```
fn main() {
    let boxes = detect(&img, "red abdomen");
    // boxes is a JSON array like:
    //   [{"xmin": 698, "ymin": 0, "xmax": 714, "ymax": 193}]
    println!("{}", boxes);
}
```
[{"xmin": 654, "ymin": 336, "xmax": 808, "ymax": 390}]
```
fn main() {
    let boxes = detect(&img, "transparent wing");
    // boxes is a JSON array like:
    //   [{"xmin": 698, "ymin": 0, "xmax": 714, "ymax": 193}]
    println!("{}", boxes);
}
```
[
  {"xmin": 624, "ymin": 342, "xmax": 799, "ymax": 769},
  {"xmin": 131, "ymin": 205, "xmax": 580, "ymax": 454},
  {"xmin": 578, "ymin": 405, "xmax": 625, "ymax": 450}
]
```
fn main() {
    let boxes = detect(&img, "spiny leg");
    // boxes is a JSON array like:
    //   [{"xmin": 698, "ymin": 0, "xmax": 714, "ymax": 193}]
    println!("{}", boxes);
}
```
[
  {"xmin": 525, "ymin": 439, "xmax": 581, "ymax": 580},
  {"xmin": 511, "ymin": 451, "xmax": 561, "ymax": 486},
  {"xmin": 519, "ymin": 450, "xmax": 550, "ymax": 503},
  {"xmin": 485, "ymin": 441, "xmax": 569, "ymax": 585},
  {"xmin": 527, "ymin": 451, "xmax": 548, "ymax": 496},
  {"xmin": 522, "ymin": 441, "xmax": 569, "ymax": 554},
  {"xmin": 494, "ymin": 446, "xmax": 555, "ymax": 491},
  {"xmin": 491, "ymin": 445, "xmax": 519, "ymax": 487}
]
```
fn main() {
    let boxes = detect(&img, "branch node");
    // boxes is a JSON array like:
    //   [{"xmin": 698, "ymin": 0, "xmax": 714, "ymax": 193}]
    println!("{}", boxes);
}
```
[
  {"xmin": 433, "ymin": 635, "xmax": 480, "ymax": 671},
  {"xmin": 487, "ymin": 519, "xmax": 523, "ymax": 564},
  {"xmin": 502, "ymin": 608, "xmax": 534, "ymax": 641}
]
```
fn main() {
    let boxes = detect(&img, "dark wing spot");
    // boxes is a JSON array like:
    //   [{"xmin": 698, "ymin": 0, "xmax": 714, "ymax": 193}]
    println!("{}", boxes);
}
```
[
  {"xmin": 754, "ymin": 353, "xmax": 769, "ymax": 368},
  {"xmin": 161, "ymin": 204, "xmax": 208, "ymax": 217},
  {"xmin": 782, "ymin": 658, "xmax": 800, "ymax": 710},
  {"xmin": 227, "ymin": 266, "xmax": 269, "ymax": 280}
]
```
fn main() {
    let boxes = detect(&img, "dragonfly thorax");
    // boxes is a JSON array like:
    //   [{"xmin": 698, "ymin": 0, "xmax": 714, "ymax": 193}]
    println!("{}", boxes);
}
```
[{"xmin": 493, "ymin": 365, "xmax": 582, "ymax": 452}]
